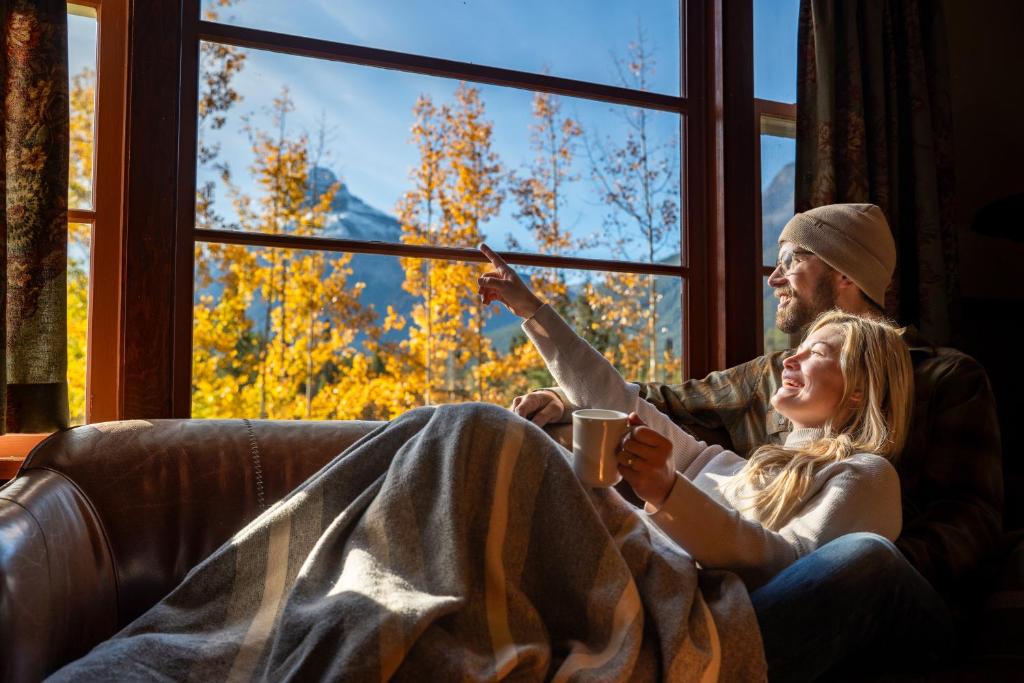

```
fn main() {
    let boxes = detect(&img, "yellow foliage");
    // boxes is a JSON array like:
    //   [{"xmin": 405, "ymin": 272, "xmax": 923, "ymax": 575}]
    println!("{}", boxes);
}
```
[
  {"xmin": 394, "ymin": 84, "xmax": 509, "ymax": 406},
  {"xmin": 67, "ymin": 66, "xmax": 94, "ymax": 423},
  {"xmin": 190, "ymin": 82, "xmax": 682, "ymax": 423},
  {"xmin": 67, "ymin": 229, "xmax": 89, "ymax": 425},
  {"xmin": 68, "ymin": 68, "xmax": 94, "ymax": 211},
  {"xmin": 192, "ymin": 89, "xmax": 376, "ymax": 419}
]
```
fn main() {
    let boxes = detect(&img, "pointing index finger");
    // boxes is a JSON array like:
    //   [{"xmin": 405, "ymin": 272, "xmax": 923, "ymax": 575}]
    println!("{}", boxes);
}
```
[{"xmin": 479, "ymin": 243, "xmax": 511, "ymax": 273}]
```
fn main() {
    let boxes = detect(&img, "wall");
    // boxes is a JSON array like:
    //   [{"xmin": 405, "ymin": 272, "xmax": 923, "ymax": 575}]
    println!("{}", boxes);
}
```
[
  {"xmin": 944, "ymin": 0, "xmax": 1024, "ymax": 298},
  {"xmin": 943, "ymin": 0, "xmax": 1024, "ymax": 529}
]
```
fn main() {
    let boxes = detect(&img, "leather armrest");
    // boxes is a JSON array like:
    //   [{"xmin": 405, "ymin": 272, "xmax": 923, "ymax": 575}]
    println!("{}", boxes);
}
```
[{"xmin": 0, "ymin": 471, "xmax": 117, "ymax": 683}]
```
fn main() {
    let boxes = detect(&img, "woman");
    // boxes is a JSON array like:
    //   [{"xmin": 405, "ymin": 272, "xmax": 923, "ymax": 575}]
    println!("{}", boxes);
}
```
[
  {"xmin": 479, "ymin": 243, "xmax": 950, "ymax": 679},
  {"xmin": 478, "ymin": 242, "xmax": 910, "ymax": 584}
]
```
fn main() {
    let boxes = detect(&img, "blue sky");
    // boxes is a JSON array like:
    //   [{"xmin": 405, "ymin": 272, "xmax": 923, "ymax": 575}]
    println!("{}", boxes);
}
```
[
  {"xmin": 755, "ymin": 0, "xmax": 799, "ymax": 104},
  {"xmin": 69, "ymin": 1, "xmax": 798, "ymax": 261}
]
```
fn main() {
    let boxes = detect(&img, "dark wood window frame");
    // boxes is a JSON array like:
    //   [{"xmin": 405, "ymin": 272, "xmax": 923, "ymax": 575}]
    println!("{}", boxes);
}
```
[
  {"xmin": 105, "ymin": 0, "xmax": 757, "ymax": 421},
  {"xmin": 754, "ymin": 97, "xmax": 797, "ymax": 354}
]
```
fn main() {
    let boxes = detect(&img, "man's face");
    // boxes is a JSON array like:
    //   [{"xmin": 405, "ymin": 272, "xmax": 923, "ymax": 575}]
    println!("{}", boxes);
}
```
[{"xmin": 768, "ymin": 241, "xmax": 838, "ymax": 334}]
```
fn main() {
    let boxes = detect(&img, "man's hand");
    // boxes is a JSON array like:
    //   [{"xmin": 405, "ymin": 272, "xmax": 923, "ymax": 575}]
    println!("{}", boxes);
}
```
[
  {"xmin": 510, "ymin": 390, "xmax": 565, "ymax": 426},
  {"xmin": 477, "ymin": 243, "xmax": 544, "ymax": 319},
  {"xmin": 617, "ymin": 413, "xmax": 676, "ymax": 507}
]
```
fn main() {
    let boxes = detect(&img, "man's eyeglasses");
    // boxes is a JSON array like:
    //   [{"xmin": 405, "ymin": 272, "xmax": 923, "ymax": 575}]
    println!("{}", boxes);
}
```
[{"xmin": 774, "ymin": 249, "xmax": 815, "ymax": 276}]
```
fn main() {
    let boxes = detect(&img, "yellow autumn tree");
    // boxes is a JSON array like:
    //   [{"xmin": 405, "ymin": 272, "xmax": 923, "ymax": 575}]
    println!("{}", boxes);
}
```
[
  {"xmin": 191, "ymin": 240, "xmax": 262, "ymax": 417},
  {"xmin": 192, "ymin": 89, "xmax": 374, "ymax": 419},
  {"xmin": 394, "ymin": 95, "xmax": 448, "ymax": 407},
  {"xmin": 444, "ymin": 85, "xmax": 507, "ymax": 403},
  {"xmin": 66, "ymin": 66, "xmax": 95, "ymax": 424},
  {"xmin": 396, "ymin": 84, "xmax": 508, "ymax": 406}
]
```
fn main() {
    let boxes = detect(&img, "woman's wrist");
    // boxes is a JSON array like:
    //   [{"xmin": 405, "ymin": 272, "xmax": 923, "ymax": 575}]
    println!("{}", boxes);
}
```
[
  {"xmin": 516, "ymin": 295, "xmax": 544, "ymax": 319},
  {"xmin": 645, "ymin": 474, "xmax": 677, "ymax": 511}
]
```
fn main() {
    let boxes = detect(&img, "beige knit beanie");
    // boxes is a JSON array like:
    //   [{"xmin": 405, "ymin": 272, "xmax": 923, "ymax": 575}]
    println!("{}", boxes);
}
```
[{"xmin": 778, "ymin": 203, "xmax": 896, "ymax": 308}]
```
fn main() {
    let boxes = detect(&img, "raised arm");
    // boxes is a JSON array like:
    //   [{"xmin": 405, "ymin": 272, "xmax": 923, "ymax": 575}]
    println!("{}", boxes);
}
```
[{"xmin": 476, "ymin": 245, "xmax": 712, "ymax": 471}]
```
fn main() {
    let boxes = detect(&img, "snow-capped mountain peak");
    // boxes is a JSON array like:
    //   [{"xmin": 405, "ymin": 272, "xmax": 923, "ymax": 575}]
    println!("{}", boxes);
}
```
[{"xmin": 308, "ymin": 166, "xmax": 402, "ymax": 243}]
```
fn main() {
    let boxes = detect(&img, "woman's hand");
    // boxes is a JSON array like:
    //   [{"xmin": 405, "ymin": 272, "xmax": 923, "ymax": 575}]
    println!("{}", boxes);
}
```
[
  {"xmin": 617, "ymin": 413, "xmax": 676, "ymax": 508},
  {"xmin": 477, "ymin": 243, "xmax": 543, "ymax": 319}
]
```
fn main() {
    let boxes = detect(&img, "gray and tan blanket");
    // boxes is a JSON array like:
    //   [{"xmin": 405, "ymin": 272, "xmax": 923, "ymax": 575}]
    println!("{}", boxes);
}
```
[{"xmin": 48, "ymin": 403, "xmax": 765, "ymax": 681}]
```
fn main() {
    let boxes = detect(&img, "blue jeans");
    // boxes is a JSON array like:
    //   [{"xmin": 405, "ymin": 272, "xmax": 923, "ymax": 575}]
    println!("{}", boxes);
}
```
[{"xmin": 750, "ymin": 533, "xmax": 954, "ymax": 682}]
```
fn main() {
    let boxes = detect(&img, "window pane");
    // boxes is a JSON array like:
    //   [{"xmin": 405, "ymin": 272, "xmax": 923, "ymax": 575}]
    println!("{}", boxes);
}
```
[
  {"xmin": 68, "ymin": 8, "xmax": 97, "ymax": 210},
  {"xmin": 763, "ymin": 276, "xmax": 789, "ymax": 354},
  {"xmin": 192, "ymin": 243, "xmax": 682, "ymax": 419},
  {"xmin": 196, "ymin": 44, "xmax": 682, "ymax": 265},
  {"xmin": 68, "ymin": 222, "xmax": 91, "ymax": 425},
  {"xmin": 760, "ymin": 118, "xmax": 795, "ymax": 265},
  {"xmin": 200, "ymin": 0, "xmax": 680, "ymax": 96},
  {"xmin": 754, "ymin": 0, "xmax": 799, "ymax": 103}
]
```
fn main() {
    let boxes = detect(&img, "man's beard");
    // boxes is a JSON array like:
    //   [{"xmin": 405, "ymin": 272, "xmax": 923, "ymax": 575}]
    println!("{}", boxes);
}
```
[{"xmin": 775, "ymin": 276, "xmax": 838, "ymax": 334}]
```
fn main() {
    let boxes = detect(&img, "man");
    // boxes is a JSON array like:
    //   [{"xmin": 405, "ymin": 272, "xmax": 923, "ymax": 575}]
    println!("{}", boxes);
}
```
[{"xmin": 516, "ymin": 203, "xmax": 1003, "ymax": 602}]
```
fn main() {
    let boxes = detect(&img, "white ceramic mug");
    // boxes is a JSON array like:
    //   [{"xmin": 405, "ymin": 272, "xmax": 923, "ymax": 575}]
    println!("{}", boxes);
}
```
[{"xmin": 572, "ymin": 409, "xmax": 629, "ymax": 487}]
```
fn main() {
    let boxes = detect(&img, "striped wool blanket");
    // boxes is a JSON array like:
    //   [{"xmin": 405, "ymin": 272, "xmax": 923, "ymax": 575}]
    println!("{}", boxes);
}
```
[{"xmin": 48, "ymin": 403, "xmax": 765, "ymax": 681}]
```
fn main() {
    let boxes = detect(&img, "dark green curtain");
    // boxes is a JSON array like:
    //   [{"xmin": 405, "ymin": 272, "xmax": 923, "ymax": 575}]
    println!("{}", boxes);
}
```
[
  {"xmin": 1, "ymin": 0, "xmax": 70, "ymax": 434},
  {"xmin": 795, "ymin": 0, "xmax": 959, "ymax": 345}
]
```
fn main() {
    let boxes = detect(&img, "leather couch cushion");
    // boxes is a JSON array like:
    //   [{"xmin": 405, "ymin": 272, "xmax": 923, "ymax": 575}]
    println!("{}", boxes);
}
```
[{"xmin": 21, "ymin": 419, "xmax": 381, "ymax": 626}]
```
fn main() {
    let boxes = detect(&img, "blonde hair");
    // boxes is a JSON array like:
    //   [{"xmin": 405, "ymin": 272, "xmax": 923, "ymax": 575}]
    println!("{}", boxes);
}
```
[{"xmin": 725, "ymin": 310, "xmax": 914, "ymax": 531}]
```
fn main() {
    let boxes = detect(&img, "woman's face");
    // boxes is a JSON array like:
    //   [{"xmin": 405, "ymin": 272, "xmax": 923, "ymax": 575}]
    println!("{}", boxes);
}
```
[{"xmin": 771, "ymin": 324, "xmax": 848, "ymax": 429}]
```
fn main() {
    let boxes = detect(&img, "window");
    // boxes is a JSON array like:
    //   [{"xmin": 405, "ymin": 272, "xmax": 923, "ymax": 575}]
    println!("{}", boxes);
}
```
[
  {"xmin": 187, "ymin": 1, "xmax": 688, "ymax": 419},
  {"xmin": 67, "ymin": 4, "xmax": 98, "ymax": 425},
  {"xmin": 50, "ymin": 0, "xmax": 767, "ymax": 425},
  {"xmin": 754, "ymin": 0, "xmax": 799, "ymax": 354},
  {"xmin": 67, "ymin": 0, "xmax": 128, "ymax": 426}
]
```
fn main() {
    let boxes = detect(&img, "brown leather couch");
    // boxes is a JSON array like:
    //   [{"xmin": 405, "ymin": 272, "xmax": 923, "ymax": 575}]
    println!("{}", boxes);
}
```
[
  {"xmin": 0, "ymin": 419, "xmax": 385, "ymax": 682},
  {"xmin": 1, "ymin": 419, "xmax": 1020, "ymax": 681}
]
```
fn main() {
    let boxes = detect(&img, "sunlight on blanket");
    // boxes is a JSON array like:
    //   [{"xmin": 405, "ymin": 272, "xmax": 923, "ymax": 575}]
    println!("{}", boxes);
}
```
[
  {"xmin": 229, "ymin": 490, "xmax": 309, "ymax": 546},
  {"xmin": 329, "ymin": 546, "xmax": 456, "ymax": 614}
]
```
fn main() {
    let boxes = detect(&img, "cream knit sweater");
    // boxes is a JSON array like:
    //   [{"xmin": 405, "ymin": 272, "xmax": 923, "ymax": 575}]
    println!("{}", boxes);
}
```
[{"xmin": 522, "ymin": 304, "xmax": 902, "ymax": 589}]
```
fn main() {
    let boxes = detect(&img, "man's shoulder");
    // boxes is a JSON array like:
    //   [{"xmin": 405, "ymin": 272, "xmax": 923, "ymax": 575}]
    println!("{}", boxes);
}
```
[
  {"xmin": 742, "ymin": 349, "xmax": 789, "ymax": 385},
  {"xmin": 717, "ymin": 349, "xmax": 789, "ymax": 376},
  {"xmin": 657, "ymin": 351, "xmax": 782, "ymax": 390},
  {"xmin": 905, "ymin": 331, "xmax": 990, "ymax": 387},
  {"xmin": 762, "ymin": 349, "xmax": 790, "ymax": 370}
]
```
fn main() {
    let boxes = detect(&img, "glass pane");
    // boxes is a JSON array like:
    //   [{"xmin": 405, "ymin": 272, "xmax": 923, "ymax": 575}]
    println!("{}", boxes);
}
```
[
  {"xmin": 195, "ymin": 44, "xmax": 682, "ymax": 265},
  {"xmin": 760, "ymin": 120, "xmax": 796, "ymax": 265},
  {"xmin": 763, "ymin": 276, "xmax": 790, "ymax": 354},
  {"xmin": 68, "ymin": 8, "xmax": 97, "ymax": 210},
  {"xmin": 68, "ymin": 222, "xmax": 91, "ymax": 425},
  {"xmin": 200, "ymin": 0, "xmax": 680, "ymax": 96},
  {"xmin": 754, "ymin": 0, "xmax": 799, "ymax": 103},
  {"xmin": 192, "ymin": 242, "xmax": 683, "ymax": 419}
]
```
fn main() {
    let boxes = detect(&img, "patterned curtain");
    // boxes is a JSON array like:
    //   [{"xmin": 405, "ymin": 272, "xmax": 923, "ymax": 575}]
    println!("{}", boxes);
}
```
[
  {"xmin": 795, "ymin": 0, "xmax": 959, "ymax": 345},
  {"xmin": 1, "ymin": 0, "xmax": 69, "ymax": 434}
]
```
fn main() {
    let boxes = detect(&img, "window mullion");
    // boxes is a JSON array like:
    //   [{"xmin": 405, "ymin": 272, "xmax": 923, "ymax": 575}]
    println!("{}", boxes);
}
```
[
  {"xmin": 197, "ymin": 21, "xmax": 686, "ymax": 116},
  {"xmin": 194, "ymin": 229, "xmax": 688, "ymax": 279}
]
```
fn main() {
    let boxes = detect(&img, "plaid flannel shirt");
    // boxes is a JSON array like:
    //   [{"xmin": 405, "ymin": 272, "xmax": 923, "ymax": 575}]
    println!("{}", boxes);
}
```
[{"xmin": 635, "ymin": 328, "xmax": 1004, "ymax": 594}]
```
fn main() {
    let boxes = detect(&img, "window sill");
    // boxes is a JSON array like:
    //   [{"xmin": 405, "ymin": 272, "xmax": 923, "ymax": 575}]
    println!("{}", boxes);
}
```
[{"xmin": 0, "ymin": 434, "xmax": 49, "ymax": 480}]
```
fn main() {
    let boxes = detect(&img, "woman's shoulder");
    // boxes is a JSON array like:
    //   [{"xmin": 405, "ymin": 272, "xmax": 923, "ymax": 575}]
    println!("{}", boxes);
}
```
[{"xmin": 826, "ymin": 451, "xmax": 899, "ymax": 484}]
